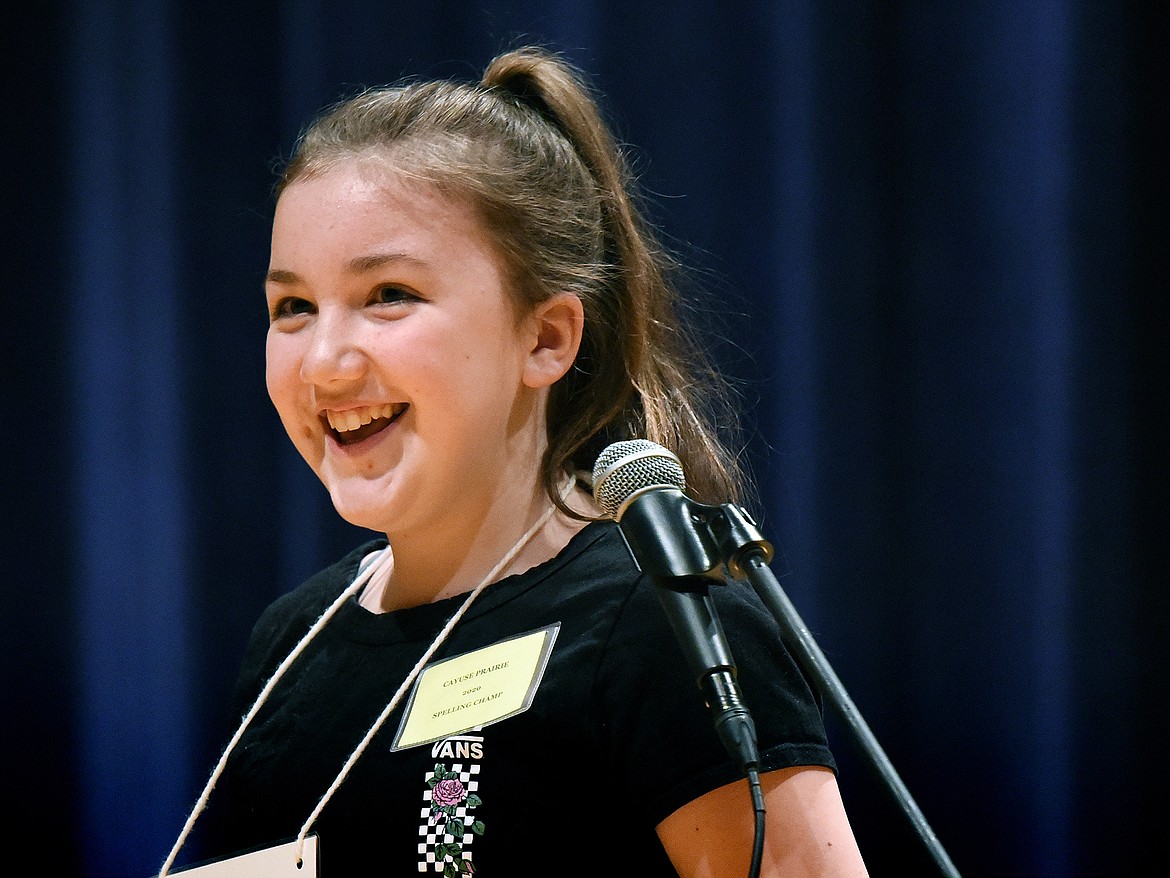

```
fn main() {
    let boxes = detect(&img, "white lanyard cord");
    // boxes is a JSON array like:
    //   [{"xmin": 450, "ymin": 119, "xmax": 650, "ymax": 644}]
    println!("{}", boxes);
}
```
[
  {"xmin": 158, "ymin": 475, "xmax": 575, "ymax": 875},
  {"xmin": 157, "ymin": 544, "xmax": 393, "ymax": 876}
]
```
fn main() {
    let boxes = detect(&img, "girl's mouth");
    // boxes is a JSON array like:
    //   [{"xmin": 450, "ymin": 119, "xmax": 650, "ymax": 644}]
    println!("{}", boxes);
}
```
[{"xmin": 323, "ymin": 403, "xmax": 408, "ymax": 446}]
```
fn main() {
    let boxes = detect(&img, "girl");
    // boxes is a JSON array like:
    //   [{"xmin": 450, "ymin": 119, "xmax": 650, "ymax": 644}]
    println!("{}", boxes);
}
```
[{"xmin": 163, "ymin": 46, "xmax": 868, "ymax": 878}]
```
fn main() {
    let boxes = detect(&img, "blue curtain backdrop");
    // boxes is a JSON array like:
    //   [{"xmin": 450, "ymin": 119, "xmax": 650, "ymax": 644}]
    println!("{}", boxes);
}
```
[{"xmin": 3, "ymin": 1, "xmax": 1165, "ymax": 876}]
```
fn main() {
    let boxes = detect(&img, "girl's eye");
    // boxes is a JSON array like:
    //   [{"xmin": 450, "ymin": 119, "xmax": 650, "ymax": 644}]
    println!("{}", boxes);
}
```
[
  {"xmin": 371, "ymin": 284, "xmax": 417, "ymax": 305},
  {"xmin": 270, "ymin": 296, "xmax": 314, "ymax": 320}
]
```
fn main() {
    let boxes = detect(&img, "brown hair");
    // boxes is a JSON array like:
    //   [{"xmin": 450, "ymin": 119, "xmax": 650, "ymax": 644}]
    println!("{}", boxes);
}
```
[{"xmin": 277, "ymin": 46, "xmax": 749, "ymax": 513}]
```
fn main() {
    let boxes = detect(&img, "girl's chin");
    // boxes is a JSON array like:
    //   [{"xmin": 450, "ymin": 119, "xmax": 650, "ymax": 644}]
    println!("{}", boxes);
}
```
[
  {"xmin": 326, "ymin": 485, "xmax": 399, "ymax": 533},
  {"xmin": 334, "ymin": 510, "xmax": 394, "ymax": 535}
]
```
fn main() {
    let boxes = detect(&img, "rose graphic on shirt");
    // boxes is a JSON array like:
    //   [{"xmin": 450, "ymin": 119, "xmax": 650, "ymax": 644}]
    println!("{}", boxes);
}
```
[
  {"xmin": 427, "ymin": 763, "xmax": 484, "ymax": 876},
  {"xmin": 431, "ymin": 777, "xmax": 466, "ymax": 807}
]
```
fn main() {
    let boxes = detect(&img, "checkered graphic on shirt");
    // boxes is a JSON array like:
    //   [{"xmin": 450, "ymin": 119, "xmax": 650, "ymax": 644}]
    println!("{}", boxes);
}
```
[{"xmin": 417, "ymin": 763, "xmax": 482, "ymax": 873}]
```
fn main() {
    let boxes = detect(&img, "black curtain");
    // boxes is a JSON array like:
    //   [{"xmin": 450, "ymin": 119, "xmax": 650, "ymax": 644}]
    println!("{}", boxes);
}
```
[{"xmin": 4, "ymin": 2, "xmax": 1166, "ymax": 876}]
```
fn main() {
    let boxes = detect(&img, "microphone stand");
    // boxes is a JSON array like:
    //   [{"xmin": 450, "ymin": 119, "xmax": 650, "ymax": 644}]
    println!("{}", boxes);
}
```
[{"xmin": 710, "ymin": 503, "xmax": 962, "ymax": 878}]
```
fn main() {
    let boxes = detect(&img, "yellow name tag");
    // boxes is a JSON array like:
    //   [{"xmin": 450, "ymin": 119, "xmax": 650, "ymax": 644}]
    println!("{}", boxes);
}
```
[
  {"xmin": 163, "ymin": 835, "xmax": 317, "ymax": 877},
  {"xmin": 391, "ymin": 624, "xmax": 560, "ymax": 750}
]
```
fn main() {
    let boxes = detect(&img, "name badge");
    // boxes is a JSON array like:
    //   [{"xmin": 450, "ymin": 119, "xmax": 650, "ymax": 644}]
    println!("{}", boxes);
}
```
[{"xmin": 391, "ymin": 624, "xmax": 560, "ymax": 750}]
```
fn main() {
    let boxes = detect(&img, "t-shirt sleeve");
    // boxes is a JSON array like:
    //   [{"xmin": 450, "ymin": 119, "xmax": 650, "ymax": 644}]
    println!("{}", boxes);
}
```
[{"xmin": 594, "ymin": 572, "xmax": 836, "ymax": 826}]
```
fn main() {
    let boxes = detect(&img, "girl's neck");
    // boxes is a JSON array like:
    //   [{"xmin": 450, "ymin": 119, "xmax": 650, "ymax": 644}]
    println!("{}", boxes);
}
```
[{"xmin": 361, "ymin": 480, "xmax": 599, "ymax": 614}]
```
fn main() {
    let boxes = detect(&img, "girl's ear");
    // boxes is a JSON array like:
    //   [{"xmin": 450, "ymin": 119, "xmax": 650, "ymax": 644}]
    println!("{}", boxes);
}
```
[{"xmin": 522, "ymin": 292, "xmax": 585, "ymax": 389}]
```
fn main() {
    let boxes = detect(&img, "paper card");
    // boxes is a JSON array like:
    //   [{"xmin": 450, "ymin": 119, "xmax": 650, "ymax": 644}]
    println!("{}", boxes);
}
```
[
  {"xmin": 391, "ymin": 623, "xmax": 560, "ymax": 750},
  {"xmin": 162, "ymin": 835, "xmax": 317, "ymax": 877}
]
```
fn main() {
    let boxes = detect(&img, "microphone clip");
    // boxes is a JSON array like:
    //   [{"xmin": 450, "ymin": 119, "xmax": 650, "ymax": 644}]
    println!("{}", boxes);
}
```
[{"xmin": 616, "ymin": 486, "xmax": 774, "ymax": 585}]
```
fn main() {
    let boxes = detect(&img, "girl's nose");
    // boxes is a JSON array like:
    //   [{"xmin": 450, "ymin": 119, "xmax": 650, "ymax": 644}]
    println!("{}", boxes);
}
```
[{"xmin": 299, "ymin": 309, "xmax": 367, "ymax": 386}]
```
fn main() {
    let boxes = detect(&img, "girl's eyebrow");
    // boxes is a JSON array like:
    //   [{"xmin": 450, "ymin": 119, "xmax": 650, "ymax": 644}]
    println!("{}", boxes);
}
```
[
  {"xmin": 265, "ymin": 252, "xmax": 427, "ymax": 287},
  {"xmin": 345, "ymin": 251, "xmax": 425, "ymax": 274},
  {"xmin": 264, "ymin": 267, "xmax": 301, "ymax": 286}
]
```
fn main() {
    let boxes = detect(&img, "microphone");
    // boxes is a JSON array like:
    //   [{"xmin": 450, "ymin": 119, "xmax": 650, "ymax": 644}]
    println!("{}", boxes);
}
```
[{"xmin": 592, "ymin": 440, "xmax": 760, "ymax": 772}]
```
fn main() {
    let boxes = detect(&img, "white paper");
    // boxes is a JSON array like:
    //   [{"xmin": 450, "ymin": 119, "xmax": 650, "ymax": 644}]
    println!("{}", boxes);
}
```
[{"xmin": 163, "ymin": 835, "xmax": 317, "ymax": 877}]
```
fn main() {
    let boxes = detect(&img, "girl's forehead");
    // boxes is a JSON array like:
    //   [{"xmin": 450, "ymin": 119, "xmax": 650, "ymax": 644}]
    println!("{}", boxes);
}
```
[{"xmin": 278, "ymin": 163, "xmax": 482, "ymax": 240}]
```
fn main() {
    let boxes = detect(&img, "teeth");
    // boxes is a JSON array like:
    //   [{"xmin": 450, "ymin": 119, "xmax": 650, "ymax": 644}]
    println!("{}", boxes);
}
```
[{"xmin": 326, "ymin": 403, "xmax": 402, "ymax": 432}]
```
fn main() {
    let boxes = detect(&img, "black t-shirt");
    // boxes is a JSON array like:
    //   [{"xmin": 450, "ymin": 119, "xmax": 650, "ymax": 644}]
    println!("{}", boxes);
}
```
[{"xmin": 201, "ymin": 521, "xmax": 834, "ymax": 876}]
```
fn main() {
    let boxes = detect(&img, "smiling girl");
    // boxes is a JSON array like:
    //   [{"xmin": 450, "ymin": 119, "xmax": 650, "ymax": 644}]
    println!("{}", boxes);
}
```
[{"xmin": 162, "ymin": 46, "xmax": 868, "ymax": 878}]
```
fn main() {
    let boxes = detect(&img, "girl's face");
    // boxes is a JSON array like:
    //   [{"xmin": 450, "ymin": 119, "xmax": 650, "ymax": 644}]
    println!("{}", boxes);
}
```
[{"xmin": 265, "ymin": 161, "xmax": 561, "ymax": 542}]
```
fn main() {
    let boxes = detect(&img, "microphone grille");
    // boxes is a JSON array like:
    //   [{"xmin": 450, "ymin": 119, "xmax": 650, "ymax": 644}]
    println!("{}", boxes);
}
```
[{"xmin": 592, "ymin": 439, "xmax": 686, "ymax": 518}]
